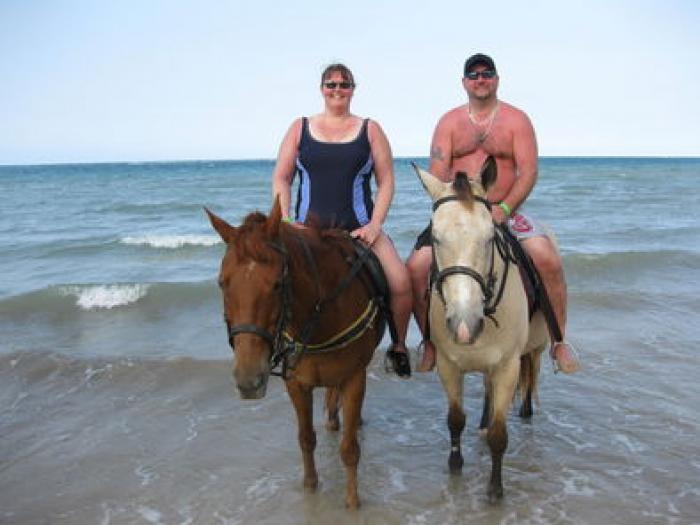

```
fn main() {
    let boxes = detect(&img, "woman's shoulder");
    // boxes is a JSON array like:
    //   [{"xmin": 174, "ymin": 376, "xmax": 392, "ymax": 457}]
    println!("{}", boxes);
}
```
[
  {"xmin": 281, "ymin": 117, "xmax": 306, "ymax": 148},
  {"xmin": 365, "ymin": 118, "xmax": 391, "ymax": 147},
  {"xmin": 285, "ymin": 117, "xmax": 305, "ymax": 133},
  {"xmin": 365, "ymin": 117, "xmax": 384, "ymax": 136}
]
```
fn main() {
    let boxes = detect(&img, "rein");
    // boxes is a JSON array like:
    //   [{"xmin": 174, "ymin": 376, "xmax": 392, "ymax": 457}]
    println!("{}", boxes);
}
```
[
  {"xmin": 431, "ymin": 194, "xmax": 515, "ymax": 326},
  {"xmin": 226, "ymin": 234, "xmax": 378, "ymax": 378}
]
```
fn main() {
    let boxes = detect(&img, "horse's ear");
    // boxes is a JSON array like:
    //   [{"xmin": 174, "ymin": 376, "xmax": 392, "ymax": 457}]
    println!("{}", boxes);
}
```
[
  {"xmin": 205, "ymin": 207, "xmax": 237, "ymax": 244},
  {"xmin": 479, "ymin": 156, "xmax": 497, "ymax": 192},
  {"xmin": 266, "ymin": 195, "xmax": 283, "ymax": 238},
  {"xmin": 412, "ymin": 162, "xmax": 448, "ymax": 201}
]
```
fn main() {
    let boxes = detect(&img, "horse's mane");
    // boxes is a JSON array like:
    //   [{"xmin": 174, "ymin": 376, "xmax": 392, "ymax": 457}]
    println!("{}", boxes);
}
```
[
  {"xmin": 453, "ymin": 171, "xmax": 475, "ymax": 209},
  {"xmin": 232, "ymin": 211, "xmax": 353, "ymax": 269},
  {"xmin": 284, "ymin": 225, "xmax": 354, "ymax": 271}
]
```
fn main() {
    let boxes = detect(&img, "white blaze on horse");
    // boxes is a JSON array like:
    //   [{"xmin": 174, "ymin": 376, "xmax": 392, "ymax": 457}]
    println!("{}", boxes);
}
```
[{"xmin": 414, "ymin": 157, "xmax": 549, "ymax": 501}]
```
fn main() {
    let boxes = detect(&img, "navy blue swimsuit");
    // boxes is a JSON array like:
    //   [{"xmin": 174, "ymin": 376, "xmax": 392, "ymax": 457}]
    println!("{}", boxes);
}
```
[{"xmin": 294, "ymin": 117, "xmax": 374, "ymax": 231}]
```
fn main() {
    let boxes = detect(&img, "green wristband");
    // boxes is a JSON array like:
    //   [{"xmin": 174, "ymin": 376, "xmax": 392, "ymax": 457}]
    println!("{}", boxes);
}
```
[
  {"xmin": 282, "ymin": 216, "xmax": 294, "ymax": 223},
  {"xmin": 498, "ymin": 201, "xmax": 512, "ymax": 217}
]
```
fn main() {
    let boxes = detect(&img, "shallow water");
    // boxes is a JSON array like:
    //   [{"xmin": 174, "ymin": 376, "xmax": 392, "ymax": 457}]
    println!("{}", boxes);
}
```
[
  {"xmin": 3, "ymin": 321, "xmax": 699, "ymax": 524},
  {"xmin": 1, "ymin": 158, "xmax": 700, "ymax": 524}
]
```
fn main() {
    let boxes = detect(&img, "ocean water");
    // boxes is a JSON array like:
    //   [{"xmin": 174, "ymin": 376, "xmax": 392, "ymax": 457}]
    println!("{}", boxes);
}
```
[{"xmin": 1, "ymin": 157, "xmax": 699, "ymax": 524}]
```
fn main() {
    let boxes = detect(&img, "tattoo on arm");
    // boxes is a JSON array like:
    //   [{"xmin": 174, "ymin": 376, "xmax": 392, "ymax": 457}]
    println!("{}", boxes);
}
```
[{"xmin": 430, "ymin": 146, "xmax": 444, "ymax": 161}]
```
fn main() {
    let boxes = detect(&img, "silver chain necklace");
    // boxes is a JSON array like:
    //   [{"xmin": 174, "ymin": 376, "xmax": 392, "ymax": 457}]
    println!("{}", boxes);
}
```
[{"xmin": 468, "ymin": 101, "xmax": 500, "ymax": 143}]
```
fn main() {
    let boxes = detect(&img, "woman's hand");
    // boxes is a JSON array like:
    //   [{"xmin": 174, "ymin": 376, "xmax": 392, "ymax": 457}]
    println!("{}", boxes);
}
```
[{"xmin": 350, "ymin": 221, "xmax": 381, "ymax": 246}]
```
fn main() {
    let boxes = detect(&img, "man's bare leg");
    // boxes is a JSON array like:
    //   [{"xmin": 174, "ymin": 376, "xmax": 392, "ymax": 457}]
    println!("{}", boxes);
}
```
[
  {"xmin": 406, "ymin": 247, "xmax": 436, "ymax": 372},
  {"xmin": 521, "ymin": 236, "xmax": 580, "ymax": 374}
]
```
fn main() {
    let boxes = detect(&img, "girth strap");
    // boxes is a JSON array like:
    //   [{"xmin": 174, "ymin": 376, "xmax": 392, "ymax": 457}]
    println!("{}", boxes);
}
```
[{"xmin": 283, "ymin": 298, "xmax": 379, "ymax": 353}]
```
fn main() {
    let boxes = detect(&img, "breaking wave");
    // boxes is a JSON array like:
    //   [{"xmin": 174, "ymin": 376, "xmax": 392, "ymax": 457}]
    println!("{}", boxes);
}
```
[
  {"xmin": 57, "ymin": 283, "xmax": 151, "ymax": 309},
  {"xmin": 120, "ymin": 234, "xmax": 221, "ymax": 249}
]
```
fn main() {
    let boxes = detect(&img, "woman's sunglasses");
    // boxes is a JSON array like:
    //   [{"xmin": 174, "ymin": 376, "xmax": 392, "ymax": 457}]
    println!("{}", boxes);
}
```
[
  {"xmin": 465, "ymin": 70, "xmax": 497, "ymax": 80},
  {"xmin": 323, "ymin": 82, "xmax": 355, "ymax": 90}
]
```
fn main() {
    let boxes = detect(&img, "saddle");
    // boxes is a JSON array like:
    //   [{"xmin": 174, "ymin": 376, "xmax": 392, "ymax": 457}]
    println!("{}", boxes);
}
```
[
  {"xmin": 351, "ymin": 239, "xmax": 397, "ymax": 344},
  {"xmin": 425, "ymin": 226, "xmax": 562, "ymax": 342},
  {"xmin": 498, "ymin": 226, "xmax": 563, "ymax": 342},
  {"xmin": 272, "ymin": 235, "xmax": 393, "ymax": 377}
]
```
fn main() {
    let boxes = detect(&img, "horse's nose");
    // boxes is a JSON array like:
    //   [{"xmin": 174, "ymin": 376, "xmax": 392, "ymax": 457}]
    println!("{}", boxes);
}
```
[
  {"xmin": 235, "ymin": 373, "xmax": 268, "ymax": 399},
  {"xmin": 233, "ymin": 367, "xmax": 269, "ymax": 399},
  {"xmin": 447, "ymin": 314, "xmax": 484, "ymax": 345},
  {"xmin": 447, "ymin": 315, "xmax": 471, "ymax": 344},
  {"xmin": 456, "ymin": 319, "xmax": 471, "ymax": 343}
]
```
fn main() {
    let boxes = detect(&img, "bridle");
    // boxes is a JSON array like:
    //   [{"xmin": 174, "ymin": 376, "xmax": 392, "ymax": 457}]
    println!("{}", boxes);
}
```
[
  {"xmin": 225, "ymin": 240, "xmax": 293, "ymax": 374},
  {"xmin": 431, "ymin": 194, "xmax": 514, "ymax": 324},
  {"xmin": 224, "ymin": 235, "xmax": 378, "ymax": 378}
]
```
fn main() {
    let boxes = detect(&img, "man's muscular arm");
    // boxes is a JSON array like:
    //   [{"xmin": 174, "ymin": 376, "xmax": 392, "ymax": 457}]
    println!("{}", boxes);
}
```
[
  {"xmin": 429, "ymin": 114, "xmax": 453, "ymax": 181},
  {"xmin": 501, "ymin": 111, "xmax": 538, "ymax": 213}
]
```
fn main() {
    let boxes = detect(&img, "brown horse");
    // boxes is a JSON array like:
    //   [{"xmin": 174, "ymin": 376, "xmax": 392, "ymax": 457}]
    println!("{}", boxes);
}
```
[{"xmin": 206, "ymin": 198, "xmax": 387, "ymax": 509}]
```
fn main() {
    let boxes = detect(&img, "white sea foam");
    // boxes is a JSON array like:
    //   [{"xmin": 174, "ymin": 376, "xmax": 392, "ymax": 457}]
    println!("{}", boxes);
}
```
[
  {"xmin": 120, "ymin": 234, "xmax": 220, "ymax": 248},
  {"xmin": 245, "ymin": 473, "xmax": 283, "ymax": 501},
  {"xmin": 60, "ymin": 284, "xmax": 150, "ymax": 309},
  {"xmin": 137, "ymin": 506, "xmax": 163, "ymax": 524}
]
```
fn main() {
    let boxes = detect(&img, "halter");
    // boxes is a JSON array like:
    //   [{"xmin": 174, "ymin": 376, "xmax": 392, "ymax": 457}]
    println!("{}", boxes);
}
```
[
  {"xmin": 431, "ymin": 194, "xmax": 514, "ymax": 325},
  {"xmin": 225, "ymin": 235, "xmax": 379, "ymax": 378},
  {"xmin": 225, "ymin": 239, "xmax": 292, "ymax": 373}
]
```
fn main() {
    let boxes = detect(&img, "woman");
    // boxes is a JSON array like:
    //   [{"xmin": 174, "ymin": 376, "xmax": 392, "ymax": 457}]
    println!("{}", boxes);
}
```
[{"xmin": 271, "ymin": 63, "xmax": 412, "ymax": 377}]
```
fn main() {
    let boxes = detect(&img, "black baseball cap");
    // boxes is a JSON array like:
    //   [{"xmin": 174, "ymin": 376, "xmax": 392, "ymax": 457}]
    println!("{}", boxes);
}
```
[{"xmin": 464, "ymin": 53, "xmax": 497, "ymax": 76}]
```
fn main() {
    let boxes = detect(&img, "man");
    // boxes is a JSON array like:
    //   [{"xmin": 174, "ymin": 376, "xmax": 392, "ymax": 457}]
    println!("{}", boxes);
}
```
[{"xmin": 406, "ymin": 53, "xmax": 580, "ymax": 374}]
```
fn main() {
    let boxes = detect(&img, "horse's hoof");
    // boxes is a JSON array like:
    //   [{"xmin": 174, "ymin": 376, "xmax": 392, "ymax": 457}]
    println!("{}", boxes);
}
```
[
  {"xmin": 325, "ymin": 419, "xmax": 340, "ymax": 432},
  {"xmin": 303, "ymin": 476, "xmax": 318, "ymax": 491},
  {"xmin": 345, "ymin": 496, "xmax": 361, "ymax": 510},
  {"xmin": 487, "ymin": 483, "xmax": 504, "ymax": 503},
  {"xmin": 518, "ymin": 405, "xmax": 533, "ymax": 419},
  {"xmin": 448, "ymin": 452, "xmax": 464, "ymax": 473}
]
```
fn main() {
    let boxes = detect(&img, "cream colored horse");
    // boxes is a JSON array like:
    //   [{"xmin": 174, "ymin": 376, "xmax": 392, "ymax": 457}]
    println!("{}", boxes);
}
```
[{"xmin": 414, "ymin": 158, "xmax": 549, "ymax": 501}]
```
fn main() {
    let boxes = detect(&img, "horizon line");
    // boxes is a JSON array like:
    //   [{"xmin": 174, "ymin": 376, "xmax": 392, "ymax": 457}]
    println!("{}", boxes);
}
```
[{"xmin": 2, "ymin": 154, "xmax": 700, "ymax": 168}]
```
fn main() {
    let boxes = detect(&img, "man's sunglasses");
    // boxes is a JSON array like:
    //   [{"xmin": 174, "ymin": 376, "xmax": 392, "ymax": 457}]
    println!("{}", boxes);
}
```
[
  {"xmin": 465, "ymin": 70, "xmax": 497, "ymax": 80},
  {"xmin": 323, "ymin": 82, "xmax": 355, "ymax": 90}
]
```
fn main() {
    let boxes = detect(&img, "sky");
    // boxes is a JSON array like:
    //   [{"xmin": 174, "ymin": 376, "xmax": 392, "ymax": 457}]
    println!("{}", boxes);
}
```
[{"xmin": 1, "ymin": 0, "xmax": 699, "ymax": 165}]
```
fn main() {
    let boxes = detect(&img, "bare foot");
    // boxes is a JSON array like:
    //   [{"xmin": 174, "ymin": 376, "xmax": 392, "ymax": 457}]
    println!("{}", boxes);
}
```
[
  {"xmin": 552, "ymin": 342, "xmax": 581, "ymax": 374},
  {"xmin": 416, "ymin": 340, "xmax": 436, "ymax": 372}
]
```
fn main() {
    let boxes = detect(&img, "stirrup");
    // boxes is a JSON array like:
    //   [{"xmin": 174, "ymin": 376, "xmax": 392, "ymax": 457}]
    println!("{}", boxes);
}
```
[
  {"xmin": 384, "ymin": 344, "xmax": 411, "ymax": 378},
  {"xmin": 550, "ymin": 340, "xmax": 581, "ymax": 374}
]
